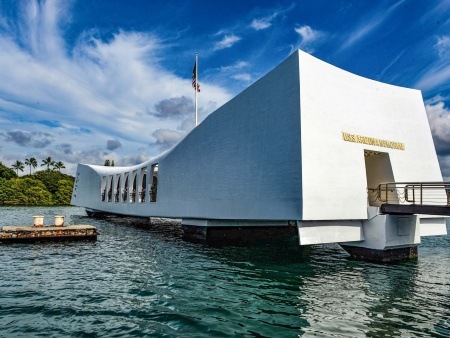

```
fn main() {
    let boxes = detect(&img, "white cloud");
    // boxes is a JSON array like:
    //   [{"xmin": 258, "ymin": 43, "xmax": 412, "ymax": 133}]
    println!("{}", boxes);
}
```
[
  {"xmin": 420, "ymin": 1, "xmax": 450, "ymax": 27},
  {"xmin": 339, "ymin": 20, "xmax": 381, "ymax": 52},
  {"xmin": 220, "ymin": 61, "xmax": 249, "ymax": 71},
  {"xmin": 295, "ymin": 26, "xmax": 319, "ymax": 44},
  {"xmin": 415, "ymin": 64, "xmax": 450, "ymax": 92},
  {"xmin": 425, "ymin": 101, "xmax": 450, "ymax": 155},
  {"xmin": 153, "ymin": 96, "xmax": 194, "ymax": 119},
  {"xmin": 177, "ymin": 119, "xmax": 195, "ymax": 132},
  {"xmin": 232, "ymin": 73, "xmax": 252, "ymax": 82},
  {"xmin": 426, "ymin": 101, "xmax": 450, "ymax": 140},
  {"xmin": 414, "ymin": 35, "xmax": 450, "ymax": 92},
  {"xmin": 214, "ymin": 34, "xmax": 241, "ymax": 50},
  {"xmin": 18, "ymin": 0, "xmax": 68, "ymax": 60},
  {"xmin": 435, "ymin": 35, "xmax": 450, "ymax": 58},
  {"xmin": 206, "ymin": 60, "xmax": 254, "ymax": 88},
  {"xmin": 251, "ymin": 18, "xmax": 271, "ymax": 31},
  {"xmin": 0, "ymin": 0, "xmax": 232, "ymax": 174},
  {"xmin": 425, "ymin": 100, "xmax": 450, "ymax": 179},
  {"xmin": 151, "ymin": 129, "xmax": 184, "ymax": 150},
  {"xmin": 438, "ymin": 155, "xmax": 450, "ymax": 180},
  {"xmin": 120, "ymin": 149, "xmax": 152, "ymax": 166},
  {"xmin": 338, "ymin": 0, "xmax": 406, "ymax": 52},
  {"xmin": 377, "ymin": 49, "xmax": 406, "ymax": 80},
  {"xmin": 425, "ymin": 94, "xmax": 449, "ymax": 105},
  {"xmin": 293, "ymin": 25, "xmax": 325, "ymax": 53},
  {"xmin": 250, "ymin": 4, "xmax": 295, "ymax": 31}
]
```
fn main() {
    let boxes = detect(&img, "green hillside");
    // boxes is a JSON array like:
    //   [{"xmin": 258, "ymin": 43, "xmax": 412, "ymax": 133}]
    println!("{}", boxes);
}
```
[{"xmin": 0, "ymin": 162, "xmax": 74, "ymax": 206}]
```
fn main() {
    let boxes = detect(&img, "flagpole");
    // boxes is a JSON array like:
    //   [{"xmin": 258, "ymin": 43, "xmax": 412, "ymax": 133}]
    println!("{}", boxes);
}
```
[{"xmin": 195, "ymin": 52, "xmax": 198, "ymax": 126}]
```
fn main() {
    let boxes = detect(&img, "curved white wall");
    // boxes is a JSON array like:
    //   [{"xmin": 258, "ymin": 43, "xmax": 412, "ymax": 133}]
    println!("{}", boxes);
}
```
[
  {"xmin": 72, "ymin": 52, "xmax": 302, "ymax": 220},
  {"xmin": 298, "ymin": 51, "xmax": 441, "ymax": 220},
  {"xmin": 72, "ymin": 50, "xmax": 442, "ymax": 222}
]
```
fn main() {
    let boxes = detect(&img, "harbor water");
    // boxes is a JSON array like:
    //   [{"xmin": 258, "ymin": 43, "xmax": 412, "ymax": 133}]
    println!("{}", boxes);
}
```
[{"xmin": 0, "ymin": 206, "xmax": 449, "ymax": 337}]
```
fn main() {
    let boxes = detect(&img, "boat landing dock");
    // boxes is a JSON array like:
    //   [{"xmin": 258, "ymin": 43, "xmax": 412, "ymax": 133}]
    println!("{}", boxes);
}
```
[{"xmin": 0, "ymin": 225, "xmax": 98, "ymax": 243}]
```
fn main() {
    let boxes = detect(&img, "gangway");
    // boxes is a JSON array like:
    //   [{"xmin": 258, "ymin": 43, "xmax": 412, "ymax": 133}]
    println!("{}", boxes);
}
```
[{"xmin": 368, "ymin": 182, "xmax": 450, "ymax": 216}]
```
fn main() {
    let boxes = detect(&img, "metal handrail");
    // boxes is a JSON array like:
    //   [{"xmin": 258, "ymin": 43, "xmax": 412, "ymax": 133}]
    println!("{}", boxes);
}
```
[{"xmin": 371, "ymin": 182, "xmax": 450, "ymax": 206}]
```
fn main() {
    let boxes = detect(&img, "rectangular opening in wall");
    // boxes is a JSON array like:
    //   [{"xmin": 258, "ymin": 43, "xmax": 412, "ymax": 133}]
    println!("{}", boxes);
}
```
[
  {"xmin": 122, "ymin": 173, "xmax": 129, "ymax": 202},
  {"xmin": 101, "ymin": 176, "xmax": 106, "ymax": 201},
  {"xmin": 364, "ymin": 150, "xmax": 396, "ymax": 206},
  {"xmin": 107, "ymin": 176, "xmax": 113, "ymax": 202},
  {"xmin": 150, "ymin": 164, "xmax": 158, "ymax": 203},
  {"xmin": 140, "ymin": 168, "xmax": 147, "ymax": 203},
  {"xmin": 131, "ymin": 170, "xmax": 137, "ymax": 203},
  {"xmin": 115, "ymin": 174, "xmax": 121, "ymax": 202}
]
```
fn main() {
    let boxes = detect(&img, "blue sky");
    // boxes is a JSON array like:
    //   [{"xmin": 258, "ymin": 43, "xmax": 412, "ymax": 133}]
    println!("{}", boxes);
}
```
[{"xmin": 0, "ymin": 0, "xmax": 450, "ymax": 177}]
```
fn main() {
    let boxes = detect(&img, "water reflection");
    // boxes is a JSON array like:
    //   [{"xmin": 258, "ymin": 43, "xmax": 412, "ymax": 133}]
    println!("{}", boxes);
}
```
[
  {"xmin": 65, "ymin": 212, "xmax": 450, "ymax": 337},
  {"xmin": 0, "ymin": 207, "xmax": 449, "ymax": 337}
]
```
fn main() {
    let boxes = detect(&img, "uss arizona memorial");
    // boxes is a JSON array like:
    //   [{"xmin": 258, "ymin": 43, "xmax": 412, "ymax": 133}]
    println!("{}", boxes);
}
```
[{"xmin": 72, "ymin": 50, "xmax": 449, "ymax": 262}]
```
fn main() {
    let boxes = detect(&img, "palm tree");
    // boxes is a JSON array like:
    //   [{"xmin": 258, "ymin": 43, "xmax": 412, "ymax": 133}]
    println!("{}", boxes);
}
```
[
  {"xmin": 11, "ymin": 160, "xmax": 24, "ymax": 175},
  {"xmin": 53, "ymin": 161, "xmax": 66, "ymax": 172},
  {"xmin": 25, "ymin": 158, "xmax": 32, "ymax": 175},
  {"xmin": 25, "ymin": 157, "xmax": 38, "ymax": 175},
  {"xmin": 41, "ymin": 157, "xmax": 54, "ymax": 170},
  {"xmin": 30, "ymin": 157, "xmax": 38, "ymax": 173}
]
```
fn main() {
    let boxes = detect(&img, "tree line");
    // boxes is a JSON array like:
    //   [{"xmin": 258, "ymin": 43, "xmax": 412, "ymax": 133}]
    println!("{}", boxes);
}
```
[
  {"xmin": 11, "ymin": 156, "xmax": 65, "ymax": 175},
  {"xmin": 104, "ymin": 159, "xmax": 115, "ymax": 166},
  {"xmin": 0, "ymin": 160, "xmax": 73, "ymax": 206}
]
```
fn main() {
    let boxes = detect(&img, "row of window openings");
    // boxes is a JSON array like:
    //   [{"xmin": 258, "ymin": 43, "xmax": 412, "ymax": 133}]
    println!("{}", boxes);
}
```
[{"xmin": 101, "ymin": 164, "xmax": 158, "ymax": 203}]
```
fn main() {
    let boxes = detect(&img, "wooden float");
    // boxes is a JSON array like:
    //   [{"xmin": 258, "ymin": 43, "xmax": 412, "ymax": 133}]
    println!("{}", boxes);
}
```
[{"xmin": 0, "ymin": 224, "xmax": 98, "ymax": 243}]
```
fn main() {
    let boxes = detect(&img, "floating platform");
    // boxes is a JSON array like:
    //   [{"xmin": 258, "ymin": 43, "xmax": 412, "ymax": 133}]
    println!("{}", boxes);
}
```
[{"xmin": 0, "ymin": 225, "xmax": 98, "ymax": 243}]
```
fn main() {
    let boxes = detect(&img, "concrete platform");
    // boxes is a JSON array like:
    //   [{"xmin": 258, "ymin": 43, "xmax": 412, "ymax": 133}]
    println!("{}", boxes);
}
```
[
  {"xmin": 0, "ymin": 225, "xmax": 98, "ymax": 243},
  {"xmin": 381, "ymin": 203, "xmax": 450, "ymax": 216}
]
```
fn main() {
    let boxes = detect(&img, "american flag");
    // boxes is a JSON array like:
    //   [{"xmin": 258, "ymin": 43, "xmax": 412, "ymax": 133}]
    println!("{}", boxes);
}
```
[{"xmin": 192, "ymin": 62, "xmax": 200, "ymax": 92}]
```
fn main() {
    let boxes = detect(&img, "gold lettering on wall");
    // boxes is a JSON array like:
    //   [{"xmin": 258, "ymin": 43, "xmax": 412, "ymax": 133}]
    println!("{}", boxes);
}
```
[{"xmin": 342, "ymin": 132, "xmax": 405, "ymax": 150}]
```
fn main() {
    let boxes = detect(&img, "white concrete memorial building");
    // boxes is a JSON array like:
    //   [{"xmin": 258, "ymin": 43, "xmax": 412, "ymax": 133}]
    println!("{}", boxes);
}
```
[{"xmin": 71, "ymin": 50, "xmax": 448, "ymax": 262}]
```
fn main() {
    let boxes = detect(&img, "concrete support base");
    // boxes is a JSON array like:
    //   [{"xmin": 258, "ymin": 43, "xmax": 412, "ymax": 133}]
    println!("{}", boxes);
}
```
[
  {"xmin": 85, "ymin": 208, "xmax": 125, "ymax": 218},
  {"xmin": 339, "ymin": 213, "xmax": 421, "ymax": 263},
  {"xmin": 340, "ymin": 245, "xmax": 418, "ymax": 263},
  {"xmin": 86, "ymin": 208, "xmax": 111, "ymax": 218},
  {"xmin": 181, "ymin": 221, "xmax": 297, "ymax": 245}
]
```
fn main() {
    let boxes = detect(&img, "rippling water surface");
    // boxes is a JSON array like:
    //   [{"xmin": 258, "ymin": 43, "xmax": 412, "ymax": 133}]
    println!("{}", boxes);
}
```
[{"xmin": 0, "ymin": 206, "xmax": 449, "ymax": 337}]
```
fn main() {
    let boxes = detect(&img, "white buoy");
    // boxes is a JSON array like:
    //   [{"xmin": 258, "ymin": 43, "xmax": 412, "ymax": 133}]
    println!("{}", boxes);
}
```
[
  {"xmin": 33, "ymin": 215, "xmax": 44, "ymax": 227},
  {"xmin": 54, "ymin": 215, "xmax": 65, "ymax": 227}
]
